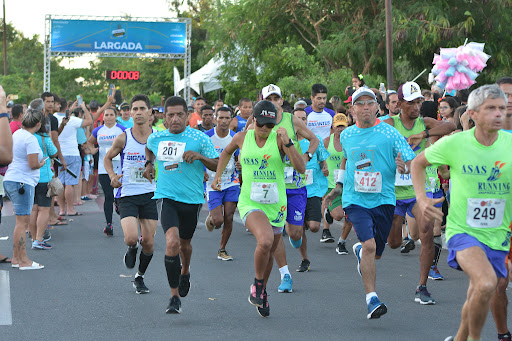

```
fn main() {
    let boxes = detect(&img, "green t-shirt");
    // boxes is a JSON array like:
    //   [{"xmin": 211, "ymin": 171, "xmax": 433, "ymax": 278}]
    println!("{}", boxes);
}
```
[
  {"xmin": 273, "ymin": 112, "xmax": 305, "ymax": 189},
  {"xmin": 425, "ymin": 129, "xmax": 512, "ymax": 251},
  {"xmin": 326, "ymin": 134, "xmax": 344, "ymax": 189},
  {"xmin": 391, "ymin": 115, "xmax": 426, "ymax": 200}
]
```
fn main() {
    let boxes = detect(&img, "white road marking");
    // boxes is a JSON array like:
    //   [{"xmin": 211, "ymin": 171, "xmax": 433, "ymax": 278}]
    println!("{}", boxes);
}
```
[{"xmin": 0, "ymin": 270, "xmax": 12, "ymax": 325}]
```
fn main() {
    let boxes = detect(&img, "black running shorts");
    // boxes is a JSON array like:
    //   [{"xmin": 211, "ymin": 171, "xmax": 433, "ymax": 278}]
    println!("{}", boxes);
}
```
[
  {"xmin": 118, "ymin": 192, "xmax": 158, "ymax": 220},
  {"xmin": 305, "ymin": 196, "xmax": 322, "ymax": 222},
  {"xmin": 160, "ymin": 198, "xmax": 201, "ymax": 240}
]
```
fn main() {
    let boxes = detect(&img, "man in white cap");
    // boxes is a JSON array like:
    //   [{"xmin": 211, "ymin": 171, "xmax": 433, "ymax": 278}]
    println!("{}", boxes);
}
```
[
  {"xmin": 383, "ymin": 81, "xmax": 455, "ymax": 305},
  {"xmin": 324, "ymin": 86, "xmax": 416, "ymax": 319}
]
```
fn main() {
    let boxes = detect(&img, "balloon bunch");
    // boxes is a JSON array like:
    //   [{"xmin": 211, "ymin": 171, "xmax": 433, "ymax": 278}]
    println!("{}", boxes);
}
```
[{"xmin": 432, "ymin": 42, "xmax": 490, "ymax": 92}]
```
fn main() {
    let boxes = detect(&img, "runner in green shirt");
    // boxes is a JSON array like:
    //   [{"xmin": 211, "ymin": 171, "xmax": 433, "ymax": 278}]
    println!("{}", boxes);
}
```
[
  {"xmin": 211, "ymin": 100, "xmax": 305, "ymax": 318},
  {"xmin": 412, "ymin": 84, "xmax": 512, "ymax": 341}
]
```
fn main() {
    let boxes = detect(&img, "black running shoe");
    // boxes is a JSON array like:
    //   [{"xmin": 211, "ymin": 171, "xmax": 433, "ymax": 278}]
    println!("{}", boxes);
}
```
[
  {"xmin": 336, "ymin": 242, "xmax": 349, "ymax": 255},
  {"xmin": 320, "ymin": 229, "xmax": 335, "ymax": 243},
  {"xmin": 166, "ymin": 296, "xmax": 181, "ymax": 314},
  {"xmin": 296, "ymin": 259, "xmax": 310, "ymax": 272},
  {"xmin": 325, "ymin": 209, "xmax": 334, "ymax": 224},
  {"xmin": 43, "ymin": 229, "xmax": 51, "ymax": 242},
  {"xmin": 133, "ymin": 276, "xmax": 149, "ymax": 294},
  {"xmin": 257, "ymin": 290, "xmax": 270, "ymax": 318},
  {"xmin": 104, "ymin": 223, "xmax": 113, "ymax": 236},
  {"xmin": 400, "ymin": 238, "xmax": 416, "ymax": 253},
  {"xmin": 178, "ymin": 273, "xmax": 190, "ymax": 297},
  {"xmin": 124, "ymin": 245, "xmax": 138, "ymax": 269}
]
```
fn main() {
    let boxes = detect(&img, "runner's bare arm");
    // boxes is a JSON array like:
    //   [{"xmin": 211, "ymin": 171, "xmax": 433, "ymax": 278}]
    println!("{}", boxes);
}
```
[
  {"xmin": 411, "ymin": 151, "xmax": 444, "ymax": 221},
  {"xmin": 292, "ymin": 115, "xmax": 319, "ymax": 158},
  {"xmin": 211, "ymin": 132, "xmax": 245, "ymax": 190},
  {"xmin": 229, "ymin": 117, "xmax": 238, "ymax": 132},
  {"xmin": 93, "ymin": 94, "xmax": 115, "ymax": 122},
  {"xmin": 85, "ymin": 135, "xmax": 98, "ymax": 155},
  {"xmin": 277, "ymin": 127, "xmax": 305, "ymax": 174},
  {"xmin": 80, "ymin": 101, "xmax": 94, "ymax": 128},
  {"xmin": 143, "ymin": 146, "xmax": 156, "ymax": 182},
  {"xmin": 104, "ymin": 132, "xmax": 125, "ymax": 181},
  {"xmin": 408, "ymin": 118, "xmax": 456, "ymax": 150}
]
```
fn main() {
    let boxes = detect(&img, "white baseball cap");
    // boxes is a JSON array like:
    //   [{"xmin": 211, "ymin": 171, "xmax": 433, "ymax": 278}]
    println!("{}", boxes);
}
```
[
  {"xmin": 398, "ymin": 81, "xmax": 424, "ymax": 102},
  {"xmin": 261, "ymin": 84, "xmax": 282, "ymax": 99}
]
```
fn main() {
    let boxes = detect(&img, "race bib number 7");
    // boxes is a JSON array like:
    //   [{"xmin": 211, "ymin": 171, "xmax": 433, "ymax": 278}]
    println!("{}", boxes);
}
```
[
  {"xmin": 157, "ymin": 141, "xmax": 186, "ymax": 162},
  {"xmin": 250, "ymin": 182, "xmax": 279, "ymax": 204},
  {"xmin": 466, "ymin": 198, "xmax": 506, "ymax": 228},
  {"xmin": 354, "ymin": 171, "xmax": 382, "ymax": 193}
]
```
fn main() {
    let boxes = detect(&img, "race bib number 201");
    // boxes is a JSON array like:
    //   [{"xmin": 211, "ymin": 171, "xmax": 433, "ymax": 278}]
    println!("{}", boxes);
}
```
[
  {"xmin": 354, "ymin": 171, "xmax": 382, "ymax": 193},
  {"xmin": 466, "ymin": 198, "xmax": 506, "ymax": 228},
  {"xmin": 157, "ymin": 141, "xmax": 186, "ymax": 162}
]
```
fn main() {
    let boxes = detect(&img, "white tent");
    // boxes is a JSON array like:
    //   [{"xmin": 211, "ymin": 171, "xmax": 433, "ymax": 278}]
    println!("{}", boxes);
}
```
[{"xmin": 174, "ymin": 57, "xmax": 224, "ymax": 95}]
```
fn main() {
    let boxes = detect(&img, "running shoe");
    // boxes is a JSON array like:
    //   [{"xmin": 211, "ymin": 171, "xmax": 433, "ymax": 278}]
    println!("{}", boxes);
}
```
[
  {"xmin": 428, "ymin": 266, "xmax": 444, "ymax": 280},
  {"xmin": 249, "ymin": 282, "xmax": 264, "ymax": 306},
  {"xmin": 400, "ymin": 238, "xmax": 416, "ymax": 253},
  {"xmin": 217, "ymin": 249, "xmax": 233, "ymax": 261},
  {"xmin": 205, "ymin": 213, "xmax": 215, "ymax": 232},
  {"xmin": 415, "ymin": 285, "xmax": 436, "ymax": 305},
  {"xmin": 124, "ymin": 245, "xmax": 138, "ymax": 269},
  {"xmin": 320, "ymin": 229, "xmax": 335, "ymax": 243},
  {"xmin": 43, "ymin": 229, "xmax": 51, "ymax": 242},
  {"xmin": 166, "ymin": 296, "xmax": 182, "ymax": 314},
  {"xmin": 278, "ymin": 274, "xmax": 293, "ymax": 293},
  {"xmin": 367, "ymin": 296, "xmax": 387, "ymax": 319},
  {"xmin": 32, "ymin": 240, "xmax": 52, "ymax": 250},
  {"xmin": 104, "ymin": 223, "xmax": 113, "ymax": 236},
  {"xmin": 289, "ymin": 236, "xmax": 302, "ymax": 248},
  {"xmin": 296, "ymin": 259, "xmax": 310, "ymax": 272},
  {"xmin": 133, "ymin": 275, "xmax": 149, "ymax": 294},
  {"xmin": 443, "ymin": 337, "xmax": 454, "ymax": 341},
  {"xmin": 178, "ymin": 273, "xmax": 191, "ymax": 297},
  {"xmin": 498, "ymin": 332, "xmax": 512, "ymax": 341},
  {"xmin": 325, "ymin": 209, "xmax": 334, "ymax": 224},
  {"xmin": 257, "ymin": 289, "xmax": 270, "ymax": 318},
  {"xmin": 352, "ymin": 242, "xmax": 362, "ymax": 276},
  {"xmin": 336, "ymin": 242, "xmax": 348, "ymax": 255}
]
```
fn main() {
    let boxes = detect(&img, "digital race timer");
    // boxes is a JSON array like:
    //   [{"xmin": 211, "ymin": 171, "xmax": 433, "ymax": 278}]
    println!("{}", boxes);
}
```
[{"xmin": 105, "ymin": 70, "xmax": 140, "ymax": 80}]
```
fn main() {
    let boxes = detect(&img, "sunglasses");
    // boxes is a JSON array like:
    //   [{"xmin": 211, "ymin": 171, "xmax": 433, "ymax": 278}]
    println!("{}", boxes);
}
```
[{"xmin": 255, "ymin": 121, "xmax": 276, "ymax": 129}]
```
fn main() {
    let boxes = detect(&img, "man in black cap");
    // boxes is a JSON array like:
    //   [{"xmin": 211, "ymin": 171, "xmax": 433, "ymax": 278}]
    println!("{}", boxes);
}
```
[{"xmin": 211, "ymin": 100, "xmax": 305, "ymax": 318}]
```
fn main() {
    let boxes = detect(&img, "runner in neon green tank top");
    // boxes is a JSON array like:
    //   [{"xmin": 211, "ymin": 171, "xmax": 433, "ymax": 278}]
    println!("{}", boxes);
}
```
[
  {"xmin": 384, "ymin": 81, "xmax": 456, "ymax": 305},
  {"xmin": 211, "ymin": 100, "xmax": 305, "ymax": 317},
  {"xmin": 412, "ymin": 84, "xmax": 512, "ymax": 341},
  {"xmin": 246, "ymin": 84, "xmax": 319, "ymax": 293}
]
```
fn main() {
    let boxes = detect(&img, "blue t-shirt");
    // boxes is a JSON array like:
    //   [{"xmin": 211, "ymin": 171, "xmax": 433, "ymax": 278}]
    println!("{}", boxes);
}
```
[
  {"xmin": 35, "ymin": 133, "xmax": 58, "ymax": 183},
  {"xmin": 147, "ymin": 126, "xmax": 219, "ymax": 204},
  {"xmin": 234, "ymin": 116, "xmax": 248, "ymax": 133},
  {"xmin": 77, "ymin": 127, "xmax": 87, "ymax": 145},
  {"xmin": 299, "ymin": 136, "xmax": 330, "ymax": 198},
  {"xmin": 117, "ymin": 117, "xmax": 134, "ymax": 129},
  {"xmin": 502, "ymin": 129, "xmax": 512, "ymax": 134},
  {"xmin": 379, "ymin": 114, "xmax": 390, "ymax": 121},
  {"xmin": 340, "ymin": 121, "xmax": 416, "ymax": 209}
]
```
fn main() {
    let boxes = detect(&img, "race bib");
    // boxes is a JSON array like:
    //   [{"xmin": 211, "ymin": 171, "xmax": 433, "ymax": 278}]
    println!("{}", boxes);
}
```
[
  {"xmin": 333, "ymin": 169, "xmax": 341, "ymax": 183},
  {"xmin": 157, "ymin": 141, "xmax": 186, "ymax": 162},
  {"xmin": 304, "ymin": 169, "xmax": 313, "ymax": 186},
  {"xmin": 222, "ymin": 159, "xmax": 235, "ymax": 181},
  {"xmin": 284, "ymin": 167, "xmax": 294, "ymax": 184},
  {"xmin": 395, "ymin": 170, "xmax": 413, "ymax": 186},
  {"xmin": 250, "ymin": 182, "xmax": 279, "ymax": 204},
  {"xmin": 354, "ymin": 171, "xmax": 382, "ymax": 193},
  {"xmin": 106, "ymin": 147, "xmax": 121, "ymax": 161},
  {"xmin": 466, "ymin": 198, "xmax": 506, "ymax": 228},
  {"xmin": 129, "ymin": 167, "xmax": 149, "ymax": 184}
]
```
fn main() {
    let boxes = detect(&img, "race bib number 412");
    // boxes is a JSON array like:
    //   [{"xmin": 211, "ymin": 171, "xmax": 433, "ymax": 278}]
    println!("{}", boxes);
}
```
[
  {"xmin": 354, "ymin": 171, "xmax": 382, "ymax": 193},
  {"xmin": 157, "ymin": 141, "xmax": 186, "ymax": 162}
]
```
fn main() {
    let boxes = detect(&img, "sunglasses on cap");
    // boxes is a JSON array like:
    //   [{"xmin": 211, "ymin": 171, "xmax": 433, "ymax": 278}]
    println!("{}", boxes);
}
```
[{"xmin": 255, "ymin": 121, "xmax": 276, "ymax": 129}]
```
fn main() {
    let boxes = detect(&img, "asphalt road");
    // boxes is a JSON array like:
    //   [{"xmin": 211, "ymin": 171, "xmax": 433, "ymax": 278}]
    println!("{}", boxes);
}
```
[{"xmin": 0, "ymin": 196, "xmax": 509, "ymax": 341}]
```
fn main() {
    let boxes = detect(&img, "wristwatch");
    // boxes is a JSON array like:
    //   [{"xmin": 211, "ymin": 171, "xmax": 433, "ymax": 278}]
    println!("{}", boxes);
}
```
[
  {"xmin": 284, "ymin": 139, "xmax": 294, "ymax": 148},
  {"xmin": 305, "ymin": 152, "xmax": 313, "ymax": 160},
  {"xmin": 144, "ymin": 160, "xmax": 154, "ymax": 168}
]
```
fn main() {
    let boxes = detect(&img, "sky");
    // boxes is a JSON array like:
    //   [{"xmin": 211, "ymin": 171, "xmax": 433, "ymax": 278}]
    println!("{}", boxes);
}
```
[{"xmin": 4, "ymin": 0, "xmax": 175, "ymax": 68}]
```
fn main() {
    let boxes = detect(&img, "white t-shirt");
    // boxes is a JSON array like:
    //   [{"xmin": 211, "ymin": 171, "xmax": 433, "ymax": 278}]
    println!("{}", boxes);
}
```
[
  {"xmin": 306, "ymin": 109, "xmax": 334, "ymax": 139},
  {"xmin": 55, "ymin": 113, "xmax": 83, "ymax": 156},
  {"xmin": 92, "ymin": 123, "xmax": 126, "ymax": 174},
  {"xmin": 4, "ymin": 129, "xmax": 43, "ymax": 187}
]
